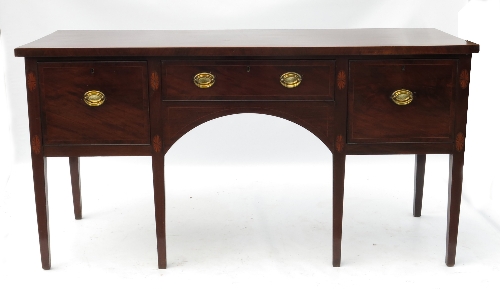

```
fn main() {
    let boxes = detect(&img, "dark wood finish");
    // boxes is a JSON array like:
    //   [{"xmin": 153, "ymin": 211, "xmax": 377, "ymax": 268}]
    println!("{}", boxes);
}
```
[
  {"xmin": 332, "ymin": 154, "xmax": 346, "ymax": 267},
  {"xmin": 16, "ymin": 30, "xmax": 478, "ymax": 269},
  {"xmin": 69, "ymin": 157, "xmax": 82, "ymax": 220},
  {"xmin": 14, "ymin": 29, "xmax": 479, "ymax": 57},
  {"xmin": 446, "ymin": 152, "xmax": 464, "ymax": 266},
  {"xmin": 348, "ymin": 60, "xmax": 456, "ymax": 143},
  {"xmin": 43, "ymin": 145, "xmax": 151, "ymax": 157},
  {"xmin": 32, "ymin": 156, "xmax": 50, "ymax": 270},
  {"xmin": 148, "ymin": 59, "xmax": 167, "ymax": 268},
  {"xmin": 38, "ymin": 62, "xmax": 150, "ymax": 144},
  {"xmin": 163, "ymin": 60, "xmax": 333, "ymax": 101},
  {"xmin": 346, "ymin": 142, "xmax": 453, "ymax": 155},
  {"xmin": 152, "ymin": 155, "xmax": 166, "ymax": 269},
  {"xmin": 332, "ymin": 58, "xmax": 348, "ymax": 267},
  {"xmin": 413, "ymin": 154, "xmax": 426, "ymax": 217},
  {"xmin": 25, "ymin": 58, "xmax": 51, "ymax": 270},
  {"xmin": 445, "ymin": 55, "xmax": 472, "ymax": 266},
  {"xmin": 162, "ymin": 101, "xmax": 335, "ymax": 152}
]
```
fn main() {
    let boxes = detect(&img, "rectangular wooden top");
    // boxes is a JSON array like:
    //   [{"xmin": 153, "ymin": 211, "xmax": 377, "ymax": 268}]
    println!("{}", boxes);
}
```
[{"xmin": 15, "ymin": 29, "xmax": 479, "ymax": 57}]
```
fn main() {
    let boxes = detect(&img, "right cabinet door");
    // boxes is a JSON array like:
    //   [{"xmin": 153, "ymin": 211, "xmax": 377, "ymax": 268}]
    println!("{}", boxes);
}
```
[{"xmin": 348, "ymin": 59, "xmax": 457, "ymax": 143}]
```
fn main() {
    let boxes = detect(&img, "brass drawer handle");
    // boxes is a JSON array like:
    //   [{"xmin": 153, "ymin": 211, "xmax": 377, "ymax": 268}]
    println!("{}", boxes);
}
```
[
  {"xmin": 194, "ymin": 72, "xmax": 215, "ymax": 88},
  {"xmin": 280, "ymin": 72, "xmax": 302, "ymax": 88},
  {"xmin": 83, "ymin": 90, "xmax": 106, "ymax": 106},
  {"xmin": 391, "ymin": 89, "xmax": 413, "ymax": 105}
]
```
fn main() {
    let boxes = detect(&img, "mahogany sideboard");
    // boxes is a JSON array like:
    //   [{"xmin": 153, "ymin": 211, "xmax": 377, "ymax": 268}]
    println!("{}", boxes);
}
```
[{"xmin": 14, "ymin": 29, "xmax": 479, "ymax": 269}]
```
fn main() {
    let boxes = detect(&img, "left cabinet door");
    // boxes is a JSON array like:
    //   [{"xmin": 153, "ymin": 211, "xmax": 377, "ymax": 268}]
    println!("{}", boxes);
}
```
[{"xmin": 39, "ymin": 61, "xmax": 150, "ymax": 145}]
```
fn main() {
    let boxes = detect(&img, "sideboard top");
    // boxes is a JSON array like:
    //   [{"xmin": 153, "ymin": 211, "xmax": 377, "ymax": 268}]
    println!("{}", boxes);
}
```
[{"xmin": 15, "ymin": 29, "xmax": 479, "ymax": 57}]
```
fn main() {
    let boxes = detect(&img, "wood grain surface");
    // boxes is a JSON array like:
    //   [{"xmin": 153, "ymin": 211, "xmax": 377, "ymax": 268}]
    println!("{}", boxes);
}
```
[{"xmin": 14, "ymin": 29, "xmax": 479, "ymax": 57}]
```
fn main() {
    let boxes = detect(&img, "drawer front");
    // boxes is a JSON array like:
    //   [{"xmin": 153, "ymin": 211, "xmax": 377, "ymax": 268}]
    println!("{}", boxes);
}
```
[
  {"xmin": 39, "ymin": 62, "xmax": 150, "ymax": 145},
  {"xmin": 348, "ymin": 59, "xmax": 457, "ymax": 143},
  {"xmin": 162, "ymin": 60, "xmax": 334, "ymax": 100}
]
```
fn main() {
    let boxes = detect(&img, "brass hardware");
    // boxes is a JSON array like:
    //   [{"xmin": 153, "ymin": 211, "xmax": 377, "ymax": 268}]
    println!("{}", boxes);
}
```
[
  {"xmin": 391, "ymin": 89, "xmax": 413, "ymax": 105},
  {"xmin": 194, "ymin": 72, "xmax": 215, "ymax": 88},
  {"xmin": 280, "ymin": 72, "xmax": 302, "ymax": 88},
  {"xmin": 83, "ymin": 90, "xmax": 106, "ymax": 106}
]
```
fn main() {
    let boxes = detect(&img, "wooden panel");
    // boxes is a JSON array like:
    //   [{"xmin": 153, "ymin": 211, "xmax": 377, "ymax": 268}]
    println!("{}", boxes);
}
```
[
  {"xmin": 39, "ymin": 61, "xmax": 150, "ymax": 144},
  {"xmin": 163, "ymin": 60, "xmax": 333, "ymax": 100},
  {"xmin": 162, "ymin": 101, "xmax": 335, "ymax": 152},
  {"xmin": 346, "ymin": 142, "xmax": 453, "ymax": 155},
  {"xmin": 348, "ymin": 59, "xmax": 457, "ymax": 143},
  {"xmin": 14, "ymin": 29, "xmax": 479, "ymax": 57},
  {"xmin": 43, "ymin": 145, "xmax": 150, "ymax": 157}
]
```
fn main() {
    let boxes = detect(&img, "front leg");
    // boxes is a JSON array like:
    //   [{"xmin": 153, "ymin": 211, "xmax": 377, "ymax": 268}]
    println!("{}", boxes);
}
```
[
  {"xmin": 152, "ymin": 154, "xmax": 166, "ymax": 269},
  {"xmin": 445, "ymin": 152, "xmax": 464, "ymax": 266},
  {"xmin": 31, "ymin": 154, "xmax": 51, "ymax": 270},
  {"xmin": 26, "ymin": 58, "xmax": 51, "ymax": 269},
  {"xmin": 332, "ymin": 153, "xmax": 346, "ymax": 267}
]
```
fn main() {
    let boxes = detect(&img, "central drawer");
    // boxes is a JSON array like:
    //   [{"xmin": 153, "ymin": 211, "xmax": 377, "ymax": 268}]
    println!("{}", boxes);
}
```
[{"xmin": 162, "ymin": 60, "xmax": 334, "ymax": 101}]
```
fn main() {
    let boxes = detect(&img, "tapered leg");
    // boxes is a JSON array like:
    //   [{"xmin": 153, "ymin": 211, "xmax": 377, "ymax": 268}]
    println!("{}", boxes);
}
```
[
  {"xmin": 69, "ymin": 157, "xmax": 82, "ymax": 220},
  {"xmin": 32, "ymin": 155, "xmax": 51, "ymax": 270},
  {"xmin": 445, "ymin": 153, "xmax": 464, "ymax": 267},
  {"xmin": 413, "ymin": 154, "xmax": 426, "ymax": 217},
  {"xmin": 332, "ymin": 153, "xmax": 346, "ymax": 267},
  {"xmin": 152, "ymin": 154, "xmax": 166, "ymax": 269}
]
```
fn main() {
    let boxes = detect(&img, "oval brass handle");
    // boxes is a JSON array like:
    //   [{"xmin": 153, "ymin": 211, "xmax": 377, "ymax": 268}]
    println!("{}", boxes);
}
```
[
  {"xmin": 280, "ymin": 72, "xmax": 302, "ymax": 88},
  {"xmin": 391, "ymin": 89, "xmax": 414, "ymax": 105},
  {"xmin": 194, "ymin": 72, "xmax": 215, "ymax": 88},
  {"xmin": 83, "ymin": 90, "xmax": 106, "ymax": 107}
]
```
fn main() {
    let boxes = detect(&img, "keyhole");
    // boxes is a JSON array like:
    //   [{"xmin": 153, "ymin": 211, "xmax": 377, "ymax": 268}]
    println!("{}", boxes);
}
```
[
  {"xmin": 91, "ymin": 68, "xmax": 95, "ymax": 74},
  {"xmin": 402, "ymin": 65, "xmax": 405, "ymax": 71},
  {"xmin": 247, "ymin": 66, "xmax": 250, "ymax": 72}
]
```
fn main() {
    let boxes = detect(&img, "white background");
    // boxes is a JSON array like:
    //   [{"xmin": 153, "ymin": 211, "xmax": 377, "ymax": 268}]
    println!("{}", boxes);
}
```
[{"xmin": 1, "ymin": 0, "xmax": 500, "ymax": 288}]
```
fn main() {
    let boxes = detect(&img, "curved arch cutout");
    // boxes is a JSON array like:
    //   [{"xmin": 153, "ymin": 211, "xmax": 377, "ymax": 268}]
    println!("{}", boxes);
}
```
[{"xmin": 162, "ymin": 102, "xmax": 335, "ymax": 153}]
